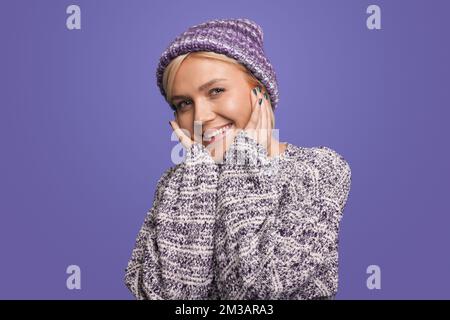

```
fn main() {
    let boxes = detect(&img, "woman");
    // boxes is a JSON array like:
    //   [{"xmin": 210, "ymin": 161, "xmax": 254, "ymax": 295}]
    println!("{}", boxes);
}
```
[{"xmin": 124, "ymin": 18, "xmax": 352, "ymax": 300}]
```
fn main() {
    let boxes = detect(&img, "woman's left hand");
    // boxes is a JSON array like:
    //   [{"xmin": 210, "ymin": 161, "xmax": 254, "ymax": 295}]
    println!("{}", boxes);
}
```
[{"xmin": 243, "ymin": 86, "xmax": 273, "ymax": 156}]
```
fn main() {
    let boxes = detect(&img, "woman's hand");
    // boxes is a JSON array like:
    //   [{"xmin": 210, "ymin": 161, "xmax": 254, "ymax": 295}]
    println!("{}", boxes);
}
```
[
  {"xmin": 169, "ymin": 117, "xmax": 222, "ymax": 163},
  {"xmin": 170, "ymin": 114, "xmax": 208, "ymax": 148},
  {"xmin": 170, "ymin": 115, "xmax": 233, "ymax": 163},
  {"xmin": 169, "ymin": 118, "xmax": 195, "ymax": 149},
  {"xmin": 243, "ymin": 86, "xmax": 273, "ymax": 157}
]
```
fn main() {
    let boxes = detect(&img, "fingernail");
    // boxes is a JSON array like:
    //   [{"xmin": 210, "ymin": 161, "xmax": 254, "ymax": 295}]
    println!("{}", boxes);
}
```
[
  {"xmin": 257, "ymin": 86, "xmax": 261, "ymax": 93},
  {"xmin": 258, "ymin": 98, "xmax": 263, "ymax": 106},
  {"xmin": 252, "ymin": 88, "xmax": 258, "ymax": 96},
  {"xmin": 264, "ymin": 93, "xmax": 268, "ymax": 100}
]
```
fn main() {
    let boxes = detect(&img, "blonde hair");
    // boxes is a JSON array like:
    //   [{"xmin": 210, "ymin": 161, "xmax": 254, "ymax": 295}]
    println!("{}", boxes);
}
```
[{"xmin": 162, "ymin": 51, "xmax": 275, "ymax": 128}]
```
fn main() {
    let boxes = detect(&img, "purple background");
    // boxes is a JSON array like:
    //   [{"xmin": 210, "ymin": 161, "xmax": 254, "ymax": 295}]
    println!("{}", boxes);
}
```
[{"xmin": 1, "ymin": 0, "xmax": 449, "ymax": 299}]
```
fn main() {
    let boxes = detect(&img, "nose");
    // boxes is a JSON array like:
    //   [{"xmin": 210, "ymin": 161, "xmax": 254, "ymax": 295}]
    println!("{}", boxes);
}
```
[{"xmin": 193, "ymin": 102, "xmax": 215, "ymax": 132}]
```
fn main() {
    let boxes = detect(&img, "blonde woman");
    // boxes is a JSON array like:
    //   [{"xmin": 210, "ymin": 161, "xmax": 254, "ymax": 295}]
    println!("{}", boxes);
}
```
[{"xmin": 124, "ymin": 18, "xmax": 352, "ymax": 300}]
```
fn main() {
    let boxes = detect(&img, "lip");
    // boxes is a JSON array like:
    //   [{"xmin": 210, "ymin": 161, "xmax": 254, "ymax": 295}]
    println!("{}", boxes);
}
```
[
  {"xmin": 203, "ymin": 123, "xmax": 233, "ymax": 146},
  {"xmin": 202, "ymin": 122, "xmax": 233, "ymax": 136}
]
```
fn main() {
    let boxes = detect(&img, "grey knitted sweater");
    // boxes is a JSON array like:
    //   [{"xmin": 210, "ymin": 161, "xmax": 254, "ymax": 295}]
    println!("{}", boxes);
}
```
[{"xmin": 124, "ymin": 130, "xmax": 351, "ymax": 300}]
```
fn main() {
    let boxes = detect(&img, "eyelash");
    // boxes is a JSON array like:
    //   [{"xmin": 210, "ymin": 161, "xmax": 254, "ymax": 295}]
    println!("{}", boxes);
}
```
[{"xmin": 173, "ymin": 87, "xmax": 225, "ymax": 110}]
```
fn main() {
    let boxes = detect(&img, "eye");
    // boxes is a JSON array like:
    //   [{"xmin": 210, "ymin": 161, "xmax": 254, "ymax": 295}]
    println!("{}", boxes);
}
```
[
  {"xmin": 209, "ymin": 87, "xmax": 225, "ymax": 96},
  {"xmin": 174, "ymin": 100, "xmax": 192, "ymax": 111},
  {"xmin": 172, "ymin": 88, "xmax": 224, "ymax": 111}
]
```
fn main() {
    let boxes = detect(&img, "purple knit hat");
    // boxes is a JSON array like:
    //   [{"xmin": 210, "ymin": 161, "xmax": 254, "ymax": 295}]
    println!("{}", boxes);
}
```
[{"xmin": 156, "ymin": 18, "xmax": 280, "ymax": 109}]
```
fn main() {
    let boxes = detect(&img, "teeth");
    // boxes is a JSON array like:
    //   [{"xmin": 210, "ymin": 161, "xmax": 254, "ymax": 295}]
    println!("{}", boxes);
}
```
[{"xmin": 204, "ymin": 124, "xmax": 232, "ymax": 140}]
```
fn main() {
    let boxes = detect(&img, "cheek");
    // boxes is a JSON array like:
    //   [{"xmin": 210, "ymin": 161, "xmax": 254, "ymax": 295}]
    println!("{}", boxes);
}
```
[{"xmin": 220, "ymin": 94, "xmax": 252, "ymax": 128}]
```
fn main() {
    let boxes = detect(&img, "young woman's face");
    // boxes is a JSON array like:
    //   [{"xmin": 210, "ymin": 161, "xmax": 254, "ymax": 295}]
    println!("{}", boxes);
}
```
[{"xmin": 170, "ymin": 56, "xmax": 254, "ymax": 151}]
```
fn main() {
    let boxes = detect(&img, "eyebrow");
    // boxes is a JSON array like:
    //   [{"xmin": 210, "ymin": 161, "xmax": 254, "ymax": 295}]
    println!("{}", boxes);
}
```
[{"xmin": 171, "ymin": 78, "xmax": 228, "ymax": 101}]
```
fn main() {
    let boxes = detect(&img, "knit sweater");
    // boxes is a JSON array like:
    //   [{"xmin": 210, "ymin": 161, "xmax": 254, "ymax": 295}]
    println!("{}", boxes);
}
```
[{"xmin": 124, "ymin": 130, "xmax": 352, "ymax": 300}]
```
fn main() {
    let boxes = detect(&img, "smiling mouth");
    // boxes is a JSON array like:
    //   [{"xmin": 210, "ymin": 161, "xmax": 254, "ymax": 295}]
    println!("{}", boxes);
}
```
[{"xmin": 203, "ymin": 123, "xmax": 234, "ymax": 146}]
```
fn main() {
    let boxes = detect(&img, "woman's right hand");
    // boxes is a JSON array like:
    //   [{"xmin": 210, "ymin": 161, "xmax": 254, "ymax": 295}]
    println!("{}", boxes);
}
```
[
  {"xmin": 169, "ymin": 118, "xmax": 195, "ymax": 149},
  {"xmin": 169, "ymin": 117, "xmax": 222, "ymax": 163}
]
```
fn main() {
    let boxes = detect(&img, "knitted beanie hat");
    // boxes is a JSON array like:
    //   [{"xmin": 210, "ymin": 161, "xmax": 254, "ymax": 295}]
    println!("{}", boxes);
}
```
[{"xmin": 156, "ymin": 18, "xmax": 280, "ymax": 109}]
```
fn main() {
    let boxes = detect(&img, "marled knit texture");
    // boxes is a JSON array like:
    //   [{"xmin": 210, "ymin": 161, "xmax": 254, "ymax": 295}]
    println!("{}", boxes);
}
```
[
  {"xmin": 124, "ymin": 131, "xmax": 352, "ymax": 300},
  {"xmin": 156, "ymin": 18, "xmax": 280, "ymax": 109}
]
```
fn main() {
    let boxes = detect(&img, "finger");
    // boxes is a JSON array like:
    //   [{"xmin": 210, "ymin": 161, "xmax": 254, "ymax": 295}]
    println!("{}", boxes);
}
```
[
  {"xmin": 250, "ymin": 86, "xmax": 258, "ymax": 113},
  {"xmin": 254, "ymin": 88, "xmax": 265, "ymax": 143},
  {"xmin": 257, "ymin": 91, "xmax": 265, "ymax": 130},
  {"xmin": 246, "ymin": 86, "xmax": 262, "ymax": 131},
  {"xmin": 268, "ymin": 95, "xmax": 274, "ymax": 151},
  {"xmin": 261, "ymin": 93, "xmax": 268, "ymax": 130},
  {"xmin": 170, "ymin": 120, "xmax": 193, "ymax": 149},
  {"xmin": 263, "ymin": 92, "xmax": 272, "ymax": 153},
  {"xmin": 245, "ymin": 88, "xmax": 263, "ymax": 144},
  {"xmin": 252, "ymin": 94, "xmax": 259, "ymax": 144},
  {"xmin": 255, "ymin": 91, "xmax": 265, "ymax": 149},
  {"xmin": 256, "ymin": 90, "xmax": 266, "ymax": 144}
]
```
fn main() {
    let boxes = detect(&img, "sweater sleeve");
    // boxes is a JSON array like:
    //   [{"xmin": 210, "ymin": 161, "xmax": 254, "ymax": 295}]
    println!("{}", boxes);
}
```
[
  {"xmin": 288, "ymin": 146, "xmax": 351, "ymax": 300},
  {"xmin": 214, "ymin": 130, "xmax": 351, "ymax": 300},
  {"xmin": 124, "ymin": 142, "xmax": 219, "ymax": 300}
]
